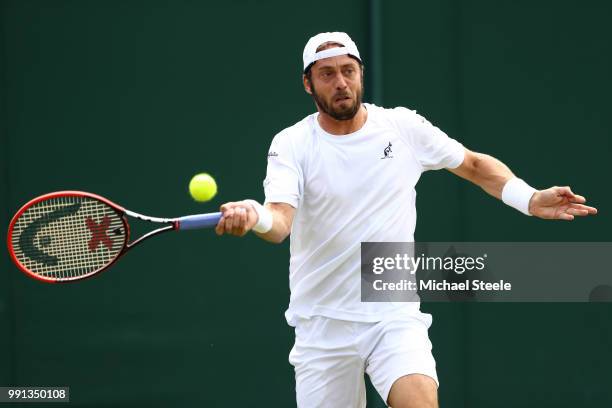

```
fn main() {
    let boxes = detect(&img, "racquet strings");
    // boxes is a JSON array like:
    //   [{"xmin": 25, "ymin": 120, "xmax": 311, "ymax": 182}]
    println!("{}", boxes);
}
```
[{"xmin": 9, "ymin": 196, "xmax": 126, "ymax": 280}]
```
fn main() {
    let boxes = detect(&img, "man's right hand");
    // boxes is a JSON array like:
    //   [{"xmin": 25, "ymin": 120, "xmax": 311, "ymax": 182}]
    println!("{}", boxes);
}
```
[
  {"xmin": 215, "ymin": 201, "xmax": 259, "ymax": 237},
  {"xmin": 215, "ymin": 201, "xmax": 295, "ymax": 243}
]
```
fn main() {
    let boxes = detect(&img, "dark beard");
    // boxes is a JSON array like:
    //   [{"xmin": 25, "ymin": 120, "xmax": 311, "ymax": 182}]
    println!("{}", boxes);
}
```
[{"xmin": 311, "ymin": 82, "xmax": 363, "ymax": 121}]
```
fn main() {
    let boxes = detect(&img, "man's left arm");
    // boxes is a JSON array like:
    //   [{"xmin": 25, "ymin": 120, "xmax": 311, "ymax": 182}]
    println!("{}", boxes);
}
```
[{"xmin": 448, "ymin": 149, "xmax": 598, "ymax": 220}]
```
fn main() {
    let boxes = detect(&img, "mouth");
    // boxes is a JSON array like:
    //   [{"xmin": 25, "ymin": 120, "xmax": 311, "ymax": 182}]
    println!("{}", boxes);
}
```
[{"xmin": 334, "ymin": 95, "xmax": 352, "ymax": 104}]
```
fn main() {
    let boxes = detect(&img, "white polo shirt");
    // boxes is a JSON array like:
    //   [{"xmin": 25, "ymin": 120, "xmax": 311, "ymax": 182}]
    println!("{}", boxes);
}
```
[{"xmin": 264, "ymin": 103, "xmax": 465, "ymax": 326}]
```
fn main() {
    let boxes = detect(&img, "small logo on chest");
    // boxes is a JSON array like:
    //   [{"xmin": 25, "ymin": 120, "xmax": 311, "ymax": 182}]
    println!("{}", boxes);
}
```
[{"xmin": 381, "ymin": 142, "xmax": 394, "ymax": 159}]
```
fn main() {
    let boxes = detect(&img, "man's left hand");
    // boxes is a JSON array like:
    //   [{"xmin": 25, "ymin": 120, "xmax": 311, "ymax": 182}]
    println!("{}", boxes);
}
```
[{"xmin": 529, "ymin": 186, "xmax": 598, "ymax": 220}]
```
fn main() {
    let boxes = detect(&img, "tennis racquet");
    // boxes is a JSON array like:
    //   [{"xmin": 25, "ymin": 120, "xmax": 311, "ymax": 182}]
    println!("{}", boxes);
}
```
[{"xmin": 7, "ymin": 191, "xmax": 221, "ymax": 283}]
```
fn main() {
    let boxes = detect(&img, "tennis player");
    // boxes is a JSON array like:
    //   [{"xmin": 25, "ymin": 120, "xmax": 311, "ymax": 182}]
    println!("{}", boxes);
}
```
[{"xmin": 214, "ymin": 32, "xmax": 597, "ymax": 408}]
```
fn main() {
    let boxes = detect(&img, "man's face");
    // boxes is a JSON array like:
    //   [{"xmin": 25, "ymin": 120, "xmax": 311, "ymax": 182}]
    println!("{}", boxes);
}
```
[{"xmin": 304, "ymin": 54, "xmax": 363, "ymax": 121}]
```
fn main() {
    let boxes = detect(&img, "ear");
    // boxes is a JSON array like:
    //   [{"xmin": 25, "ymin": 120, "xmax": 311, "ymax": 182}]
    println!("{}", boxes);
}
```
[{"xmin": 303, "ymin": 74, "xmax": 312, "ymax": 95}]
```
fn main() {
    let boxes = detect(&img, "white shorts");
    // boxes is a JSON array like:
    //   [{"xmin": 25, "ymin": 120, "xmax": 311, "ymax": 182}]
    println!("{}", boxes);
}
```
[{"xmin": 288, "ymin": 312, "xmax": 438, "ymax": 407}]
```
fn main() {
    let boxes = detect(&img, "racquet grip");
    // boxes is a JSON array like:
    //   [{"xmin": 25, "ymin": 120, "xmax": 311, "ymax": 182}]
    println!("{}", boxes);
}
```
[{"xmin": 177, "ymin": 212, "xmax": 222, "ymax": 230}]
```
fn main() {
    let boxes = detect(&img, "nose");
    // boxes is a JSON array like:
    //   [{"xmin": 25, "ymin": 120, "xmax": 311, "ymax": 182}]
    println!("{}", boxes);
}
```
[{"xmin": 334, "ymin": 72, "xmax": 348, "ymax": 89}]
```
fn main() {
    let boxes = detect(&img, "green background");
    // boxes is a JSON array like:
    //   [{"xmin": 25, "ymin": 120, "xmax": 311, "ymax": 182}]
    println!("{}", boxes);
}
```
[{"xmin": 1, "ymin": 0, "xmax": 610, "ymax": 406}]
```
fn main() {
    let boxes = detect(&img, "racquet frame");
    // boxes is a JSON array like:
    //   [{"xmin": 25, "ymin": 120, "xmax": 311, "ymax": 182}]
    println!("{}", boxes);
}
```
[{"xmin": 7, "ymin": 191, "xmax": 216, "ymax": 283}]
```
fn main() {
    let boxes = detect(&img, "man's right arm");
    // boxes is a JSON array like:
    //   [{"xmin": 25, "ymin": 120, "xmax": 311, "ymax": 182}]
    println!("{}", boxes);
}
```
[{"xmin": 215, "ymin": 200, "xmax": 295, "ymax": 244}]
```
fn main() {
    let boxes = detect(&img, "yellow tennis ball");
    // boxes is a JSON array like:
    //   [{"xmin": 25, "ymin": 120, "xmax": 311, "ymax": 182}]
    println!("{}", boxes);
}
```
[{"xmin": 189, "ymin": 173, "xmax": 217, "ymax": 202}]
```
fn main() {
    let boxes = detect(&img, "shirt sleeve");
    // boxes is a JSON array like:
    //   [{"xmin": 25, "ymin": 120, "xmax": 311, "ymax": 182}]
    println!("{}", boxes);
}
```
[
  {"xmin": 263, "ymin": 130, "xmax": 302, "ymax": 208},
  {"xmin": 393, "ymin": 107, "xmax": 465, "ymax": 171}
]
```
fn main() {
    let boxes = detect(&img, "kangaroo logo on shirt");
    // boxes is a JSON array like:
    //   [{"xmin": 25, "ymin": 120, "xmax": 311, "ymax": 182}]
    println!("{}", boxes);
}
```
[{"xmin": 381, "ymin": 142, "xmax": 393, "ymax": 159}]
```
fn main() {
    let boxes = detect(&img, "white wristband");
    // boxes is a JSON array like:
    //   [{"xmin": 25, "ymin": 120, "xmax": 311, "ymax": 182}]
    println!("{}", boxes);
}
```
[
  {"xmin": 501, "ymin": 178, "xmax": 537, "ymax": 216},
  {"xmin": 245, "ymin": 199, "xmax": 273, "ymax": 233}
]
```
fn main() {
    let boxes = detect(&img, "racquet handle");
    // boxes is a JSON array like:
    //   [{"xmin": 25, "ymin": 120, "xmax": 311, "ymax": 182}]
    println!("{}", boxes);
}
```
[{"xmin": 177, "ymin": 212, "xmax": 222, "ymax": 230}]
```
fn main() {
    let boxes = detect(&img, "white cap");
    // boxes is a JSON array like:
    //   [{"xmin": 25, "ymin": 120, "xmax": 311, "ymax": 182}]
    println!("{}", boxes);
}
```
[{"xmin": 302, "ymin": 32, "xmax": 361, "ymax": 72}]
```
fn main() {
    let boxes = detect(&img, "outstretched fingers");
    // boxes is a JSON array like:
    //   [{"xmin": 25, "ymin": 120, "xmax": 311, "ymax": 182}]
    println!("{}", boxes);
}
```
[
  {"xmin": 558, "ymin": 212, "xmax": 574, "ymax": 221},
  {"xmin": 557, "ymin": 203, "xmax": 598, "ymax": 221},
  {"xmin": 568, "ymin": 203, "xmax": 598, "ymax": 216},
  {"xmin": 553, "ymin": 187, "xmax": 598, "ymax": 218}
]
